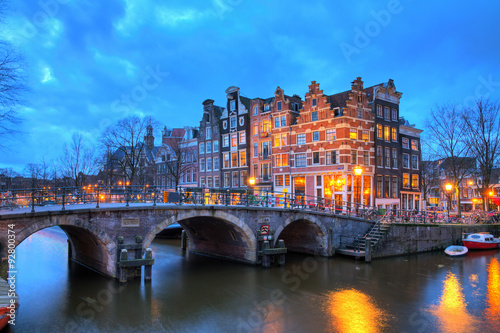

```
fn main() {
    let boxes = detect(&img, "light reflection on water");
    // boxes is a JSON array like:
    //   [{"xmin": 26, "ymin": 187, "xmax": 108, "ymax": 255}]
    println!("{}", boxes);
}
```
[
  {"xmin": 324, "ymin": 289, "xmax": 390, "ymax": 333},
  {"xmin": 8, "ymin": 227, "xmax": 500, "ymax": 332},
  {"xmin": 428, "ymin": 271, "xmax": 479, "ymax": 333},
  {"xmin": 486, "ymin": 258, "xmax": 500, "ymax": 332}
]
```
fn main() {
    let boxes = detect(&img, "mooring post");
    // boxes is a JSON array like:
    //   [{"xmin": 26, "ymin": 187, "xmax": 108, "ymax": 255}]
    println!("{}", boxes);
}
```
[
  {"xmin": 119, "ymin": 249, "xmax": 128, "ymax": 283},
  {"xmin": 144, "ymin": 248, "xmax": 153, "ymax": 282},
  {"xmin": 365, "ymin": 238, "xmax": 372, "ymax": 263},
  {"xmin": 135, "ymin": 236, "xmax": 143, "ymax": 278},
  {"xmin": 180, "ymin": 230, "xmax": 187, "ymax": 251},
  {"xmin": 262, "ymin": 240, "xmax": 271, "ymax": 267},
  {"xmin": 278, "ymin": 239, "xmax": 286, "ymax": 266}
]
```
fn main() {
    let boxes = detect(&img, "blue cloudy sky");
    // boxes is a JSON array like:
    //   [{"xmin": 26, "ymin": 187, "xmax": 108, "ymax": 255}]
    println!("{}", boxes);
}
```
[{"xmin": 1, "ymin": 0, "xmax": 500, "ymax": 172}]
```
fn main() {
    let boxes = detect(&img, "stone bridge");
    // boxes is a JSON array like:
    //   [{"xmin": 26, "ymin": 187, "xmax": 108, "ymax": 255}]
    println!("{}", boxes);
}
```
[{"xmin": 0, "ymin": 204, "xmax": 374, "ymax": 280}]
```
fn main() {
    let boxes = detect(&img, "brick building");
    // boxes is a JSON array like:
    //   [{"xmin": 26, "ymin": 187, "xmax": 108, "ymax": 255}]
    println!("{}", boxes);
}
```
[{"xmin": 290, "ymin": 78, "xmax": 375, "ymax": 208}]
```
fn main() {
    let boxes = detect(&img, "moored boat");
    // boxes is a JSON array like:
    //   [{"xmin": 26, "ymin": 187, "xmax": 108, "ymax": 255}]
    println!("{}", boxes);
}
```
[
  {"xmin": 0, "ymin": 277, "xmax": 18, "ymax": 330},
  {"xmin": 445, "ymin": 245, "xmax": 468, "ymax": 256},
  {"xmin": 462, "ymin": 233, "xmax": 500, "ymax": 250}
]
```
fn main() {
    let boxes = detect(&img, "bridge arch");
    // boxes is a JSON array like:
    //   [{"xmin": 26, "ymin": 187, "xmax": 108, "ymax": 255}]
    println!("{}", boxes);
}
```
[
  {"xmin": 144, "ymin": 209, "xmax": 257, "ymax": 263},
  {"xmin": 275, "ymin": 213, "xmax": 329, "ymax": 256},
  {"xmin": 10, "ymin": 215, "xmax": 116, "ymax": 277}
]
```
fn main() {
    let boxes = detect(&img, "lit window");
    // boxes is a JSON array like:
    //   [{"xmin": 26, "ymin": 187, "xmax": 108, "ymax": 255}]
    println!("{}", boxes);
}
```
[
  {"xmin": 384, "ymin": 126, "xmax": 390, "ymax": 141},
  {"xmin": 275, "ymin": 175, "xmax": 284, "ymax": 186},
  {"xmin": 350, "ymin": 128, "xmax": 358, "ymax": 140},
  {"xmin": 239, "ymin": 132, "xmax": 246, "ymax": 144},
  {"xmin": 223, "ymin": 153, "xmax": 229, "ymax": 168},
  {"xmin": 403, "ymin": 173, "xmax": 409, "ymax": 187},
  {"xmin": 411, "ymin": 174, "xmax": 418, "ymax": 188},
  {"xmin": 362, "ymin": 130, "xmax": 369, "ymax": 141},
  {"xmin": 253, "ymin": 124, "xmax": 259, "ymax": 136},
  {"xmin": 240, "ymin": 150, "xmax": 246, "ymax": 166},
  {"xmin": 274, "ymin": 135, "xmax": 281, "ymax": 147},
  {"xmin": 231, "ymin": 134, "xmax": 237, "ymax": 147},
  {"xmin": 391, "ymin": 127, "xmax": 397, "ymax": 141},
  {"xmin": 377, "ymin": 124, "xmax": 383, "ymax": 139},
  {"xmin": 411, "ymin": 140, "xmax": 418, "ymax": 151},
  {"xmin": 231, "ymin": 152, "xmax": 238, "ymax": 167}
]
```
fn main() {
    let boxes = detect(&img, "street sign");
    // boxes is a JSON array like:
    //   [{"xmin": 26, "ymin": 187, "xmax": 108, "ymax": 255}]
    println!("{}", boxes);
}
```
[{"xmin": 260, "ymin": 224, "xmax": 270, "ymax": 235}]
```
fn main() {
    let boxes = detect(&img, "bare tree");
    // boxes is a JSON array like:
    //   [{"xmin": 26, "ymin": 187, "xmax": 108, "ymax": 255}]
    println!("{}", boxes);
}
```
[
  {"xmin": 424, "ymin": 104, "xmax": 473, "ymax": 216},
  {"xmin": 158, "ymin": 140, "xmax": 193, "ymax": 191},
  {"xmin": 0, "ymin": 2, "xmax": 27, "ymax": 149},
  {"xmin": 100, "ymin": 116, "xmax": 158, "ymax": 185},
  {"xmin": 0, "ymin": 167, "xmax": 17, "ymax": 190},
  {"xmin": 462, "ymin": 98, "xmax": 500, "ymax": 210},
  {"xmin": 60, "ymin": 133, "xmax": 96, "ymax": 187},
  {"xmin": 23, "ymin": 163, "xmax": 41, "ymax": 188}
]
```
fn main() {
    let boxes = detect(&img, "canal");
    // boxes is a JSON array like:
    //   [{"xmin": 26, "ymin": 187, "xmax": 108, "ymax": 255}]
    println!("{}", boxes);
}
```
[{"xmin": 6, "ymin": 226, "xmax": 500, "ymax": 332}]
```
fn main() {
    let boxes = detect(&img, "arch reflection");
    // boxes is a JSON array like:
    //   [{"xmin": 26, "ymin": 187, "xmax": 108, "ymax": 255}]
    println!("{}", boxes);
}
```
[
  {"xmin": 325, "ymin": 289, "xmax": 390, "ymax": 333},
  {"xmin": 429, "ymin": 271, "xmax": 478, "ymax": 333}
]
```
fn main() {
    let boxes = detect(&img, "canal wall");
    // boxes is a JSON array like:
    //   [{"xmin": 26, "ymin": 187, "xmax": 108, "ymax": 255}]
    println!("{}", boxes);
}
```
[{"xmin": 373, "ymin": 224, "xmax": 500, "ymax": 258}]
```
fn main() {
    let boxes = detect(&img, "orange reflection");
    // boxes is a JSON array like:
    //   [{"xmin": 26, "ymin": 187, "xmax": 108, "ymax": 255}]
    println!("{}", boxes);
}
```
[
  {"xmin": 325, "ymin": 289, "xmax": 390, "ymax": 333},
  {"xmin": 485, "ymin": 258, "xmax": 500, "ymax": 332},
  {"xmin": 429, "ymin": 272, "xmax": 479, "ymax": 333}
]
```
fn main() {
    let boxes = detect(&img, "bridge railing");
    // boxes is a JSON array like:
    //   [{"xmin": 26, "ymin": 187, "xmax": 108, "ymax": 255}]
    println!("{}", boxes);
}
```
[
  {"xmin": 0, "ymin": 185, "xmax": 380, "ymax": 219},
  {"xmin": 377, "ymin": 209, "xmax": 500, "ymax": 224}
]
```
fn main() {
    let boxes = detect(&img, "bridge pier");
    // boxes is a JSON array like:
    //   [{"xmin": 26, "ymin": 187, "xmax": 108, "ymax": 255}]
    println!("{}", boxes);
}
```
[{"xmin": 117, "ymin": 236, "xmax": 154, "ymax": 283}]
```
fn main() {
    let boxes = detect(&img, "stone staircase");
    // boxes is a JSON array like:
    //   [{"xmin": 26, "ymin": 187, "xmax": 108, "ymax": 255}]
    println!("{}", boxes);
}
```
[{"xmin": 355, "ymin": 221, "xmax": 391, "ymax": 252}]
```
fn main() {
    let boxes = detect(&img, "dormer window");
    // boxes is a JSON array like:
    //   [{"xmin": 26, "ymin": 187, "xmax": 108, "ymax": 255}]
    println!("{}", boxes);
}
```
[
  {"xmin": 253, "ymin": 105, "xmax": 258, "ymax": 115},
  {"xmin": 277, "ymin": 101, "xmax": 282, "ymax": 111},
  {"xmin": 230, "ymin": 100, "xmax": 236, "ymax": 111},
  {"xmin": 312, "ymin": 98, "xmax": 317, "ymax": 107},
  {"xmin": 264, "ymin": 104, "xmax": 270, "ymax": 111}
]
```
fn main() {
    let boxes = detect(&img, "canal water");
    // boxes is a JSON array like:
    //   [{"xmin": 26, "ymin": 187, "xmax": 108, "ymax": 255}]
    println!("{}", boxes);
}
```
[{"xmin": 7, "ymin": 226, "xmax": 500, "ymax": 333}]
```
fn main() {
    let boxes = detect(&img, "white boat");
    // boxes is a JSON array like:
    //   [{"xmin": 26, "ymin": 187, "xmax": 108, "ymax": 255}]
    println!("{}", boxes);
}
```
[{"xmin": 445, "ymin": 245, "xmax": 468, "ymax": 256}]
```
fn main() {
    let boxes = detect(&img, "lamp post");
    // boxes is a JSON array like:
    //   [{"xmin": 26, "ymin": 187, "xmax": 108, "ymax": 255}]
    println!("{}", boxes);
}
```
[
  {"xmin": 354, "ymin": 166, "xmax": 363, "ymax": 215},
  {"xmin": 248, "ymin": 177, "xmax": 256, "ymax": 206},
  {"xmin": 489, "ymin": 190, "xmax": 494, "ymax": 211},
  {"xmin": 445, "ymin": 183, "xmax": 453, "ymax": 219}
]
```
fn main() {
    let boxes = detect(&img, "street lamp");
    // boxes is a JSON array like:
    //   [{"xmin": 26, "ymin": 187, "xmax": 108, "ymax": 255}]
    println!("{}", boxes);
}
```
[
  {"xmin": 354, "ymin": 166, "xmax": 363, "ymax": 215},
  {"xmin": 445, "ymin": 183, "xmax": 453, "ymax": 219}
]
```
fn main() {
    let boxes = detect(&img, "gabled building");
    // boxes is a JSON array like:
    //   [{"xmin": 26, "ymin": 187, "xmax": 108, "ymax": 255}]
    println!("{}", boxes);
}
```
[
  {"xmin": 290, "ymin": 78, "xmax": 375, "ymax": 208},
  {"xmin": 365, "ymin": 79, "xmax": 403, "ymax": 211},
  {"xmin": 197, "ymin": 99, "xmax": 224, "ymax": 188},
  {"xmin": 399, "ymin": 117, "xmax": 423, "ymax": 210},
  {"xmin": 220, "ymin": 86, "xmax": 251, "ymax": 188}
]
